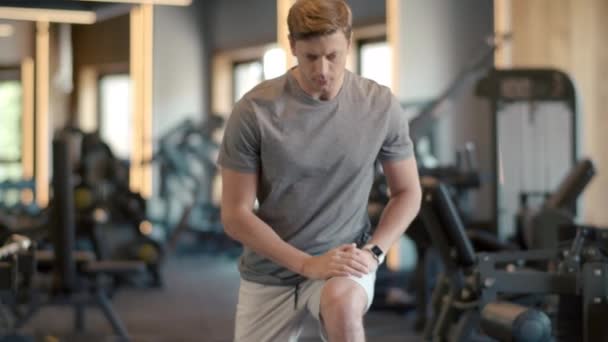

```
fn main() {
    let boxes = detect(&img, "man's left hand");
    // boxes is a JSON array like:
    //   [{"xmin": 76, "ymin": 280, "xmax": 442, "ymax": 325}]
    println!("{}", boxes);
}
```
[{"xmin": 359, "ymin": 247, "xmax": 380, "ymax": 273}]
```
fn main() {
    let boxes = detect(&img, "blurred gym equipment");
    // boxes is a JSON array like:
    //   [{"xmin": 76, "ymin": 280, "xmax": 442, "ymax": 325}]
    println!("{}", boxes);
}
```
[
  {"xmin": 11, "ymin": 136, "xmax": 146, "ymax": 341},
  {"xmin": 146, "ymin": 116, "xmax": 239, "ymax": 255},
  {"xmin": 476, "ymin": 68, "xmax": 579, "ymax": 240},
  {"xmin": 70, "ymin": 129, "xmax": 164, "ymax": 287},
  {"xmin": 420, "ymin": 176, "xmax": 608, "ymax": 342}
]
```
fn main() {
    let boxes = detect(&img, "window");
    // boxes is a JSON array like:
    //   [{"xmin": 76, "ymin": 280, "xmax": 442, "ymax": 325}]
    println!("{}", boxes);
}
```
[
  {"xmin": 232, "ymin": 59, "xmax": 263, "ymax": 103},
  {"xmin": 0, "ymin": 79, "xmax": 22, "ymax": 181},
  {"xmin": 99, "ymin": 74, "xmax": 131, "ymax": 160},
  {"xmin": 358, "ymin": 38, "xmax": 391, "ymax": 88},
  {"xmin": 263, "ymin": 47, "xmax": 287, "ymax": 80}
]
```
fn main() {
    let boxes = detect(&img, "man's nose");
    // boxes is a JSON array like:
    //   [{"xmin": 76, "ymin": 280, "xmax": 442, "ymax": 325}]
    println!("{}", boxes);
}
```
[{"xmin": 315, "ymin": 57, "xmax": 329, "ymax": 76}]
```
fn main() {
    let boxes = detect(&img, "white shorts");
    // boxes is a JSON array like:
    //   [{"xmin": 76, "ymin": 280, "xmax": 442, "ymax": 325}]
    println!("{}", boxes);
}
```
[{"xmin": 234, "ymin": 272, "xmax": 376, "ymax": 342}]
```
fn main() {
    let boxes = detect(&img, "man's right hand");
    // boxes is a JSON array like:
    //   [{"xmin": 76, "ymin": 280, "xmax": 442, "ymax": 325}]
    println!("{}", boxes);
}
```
[{"xmin": 300, "ymin": 243, "xmax": 371, "ymax": 280}]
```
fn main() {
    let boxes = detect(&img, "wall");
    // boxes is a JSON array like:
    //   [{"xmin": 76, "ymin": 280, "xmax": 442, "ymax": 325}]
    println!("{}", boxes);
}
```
[
  {"xmin": 397, "ymin": 0, "xmax": 495, "ymax": 220},
  {"xmin": 72, "ymin": 14, "xmax": 130, "ymax": 129},
  {"xmin": 150, "ymin": 1, "xmax": 211, "ymax": 202},
  {"xmin": 49, "ymin": 24, "xmax": 72, "ymax": 132},
  {"xmin": 208, "ymin": 0, "xmax": 277, "ymax": 52},
  {"xmin": 208, "ymin": 0, "xmax": 386, "ymax": 52},
  {"xmin": 153, "ymin": 3, "xmax": 207, "ymax": 133},
  {"xmin": 349, "ymin": 0, "xmax": 386, "ymax": 27},
  {"xmin": 506, "ymin": 0, "xmax": 608, "ymax": 225},
  {"xmin": 72, "ymin": 15, "xmax": 130, "ymax": 69},
  {"xmin": 0, "ymin": 20, "xmax": 34, "ymax": 66}
]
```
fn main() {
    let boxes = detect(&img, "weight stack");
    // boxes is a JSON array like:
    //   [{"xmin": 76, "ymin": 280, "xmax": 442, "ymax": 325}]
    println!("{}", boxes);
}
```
[{"xmin": 51, "ymin": 136, "xmax": 77, "ymax": 292}]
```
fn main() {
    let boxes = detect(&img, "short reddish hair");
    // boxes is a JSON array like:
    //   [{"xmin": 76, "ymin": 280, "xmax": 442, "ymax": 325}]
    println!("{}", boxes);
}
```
[{"xmin": 287, "ymin": 0, "xmax": 352, "ymax": 41}]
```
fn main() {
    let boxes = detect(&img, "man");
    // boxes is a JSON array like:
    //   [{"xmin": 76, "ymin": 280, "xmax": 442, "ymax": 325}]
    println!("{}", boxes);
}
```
[{"xmin": 219, "ymin": 0, "xmax": 421, "ymax": 341}]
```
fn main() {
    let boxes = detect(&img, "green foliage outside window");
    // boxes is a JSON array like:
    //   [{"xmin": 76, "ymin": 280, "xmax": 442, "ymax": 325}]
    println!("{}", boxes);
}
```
[{"xmin": 0, "ymin": 81, "xmax": 22, "ymax": 182}]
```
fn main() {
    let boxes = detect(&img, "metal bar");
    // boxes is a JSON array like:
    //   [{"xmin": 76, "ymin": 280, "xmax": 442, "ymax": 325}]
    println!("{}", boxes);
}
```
[
  {"xmin": 75, "ymin": 303, "xmax": 85, "ymax": 332},
  {"xmin": 478, "ymin": 249, "xmax": 559, "ymax": 263},
  {"xmin": 96, "ymin": 290, "xmax": 129, "ymax": 341},
  {"xmin": 582, "ymin": 262, "xmax": 608, "ymax": 342},
  {"xmin": 484, "ymin": 271, "xmax": 577, "ymax": 295}
]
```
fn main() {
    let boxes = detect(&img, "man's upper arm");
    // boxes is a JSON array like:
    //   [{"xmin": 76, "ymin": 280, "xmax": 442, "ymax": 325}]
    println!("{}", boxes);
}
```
[
  {"xmin": 221, "ymin": 168, "xmax": 258, "ymax": 214},
  {"xmin": 381, "ymin": 157, "xmax": 420, "ymax": 196},
  {"xmin": 378, "ymin": 95, "xmax": 414, "ymax": 162},
  {"xmin": 217, "ymin": 100, "xmax": 260, "ymax": 173}
]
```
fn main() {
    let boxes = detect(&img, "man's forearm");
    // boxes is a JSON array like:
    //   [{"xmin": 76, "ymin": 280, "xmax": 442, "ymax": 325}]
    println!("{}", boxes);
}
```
[
  {"xmin": 368, "ymin": 188, "xmax": 421, "ymax": 252},
  {"xmin": 222, "ymin": 209, "xmax": 311, "ymax": 275}
]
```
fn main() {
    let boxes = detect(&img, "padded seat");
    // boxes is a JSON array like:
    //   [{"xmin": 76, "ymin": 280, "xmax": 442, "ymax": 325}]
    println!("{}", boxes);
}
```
[{"xmin": 83, "ymin": 260, "xmax": 146, "ymax": 275}]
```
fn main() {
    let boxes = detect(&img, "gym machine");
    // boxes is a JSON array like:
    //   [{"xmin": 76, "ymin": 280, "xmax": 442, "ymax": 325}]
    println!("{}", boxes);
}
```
[
  {"xmin": 71, "ymin": 129, "xmax": 164, "ymax": 288},
  {"xmin": 519, "ymin": 159, "xmax": 596, "ymax": 250},
  {"xmin": 10, "ymin": 136, "xmax": 146, "ymax": 341},
  {"xmin": 477, "ymin": 225, "xmax": 608, "ymax": 341},
  {"xmin": 475, "ymin": 68, "xmax": 579, "ymax": 240},
  {"xmin": 420, "ymin": 179, "xmax": 547, "ymax": 341},
  {"xmin": 146, "ymin": 116, "xmax": 237, "ymax": 254},
  {"xmin": 366, "ymin": 35, "xmax": 510, "ymax": 318},
  {"xmin": 420, "ymin": 162, "xmax": 607, "ymax": 342},
  {"xmin": 0, "ymin": 234, "xmax": 36, "ymax": 341}
]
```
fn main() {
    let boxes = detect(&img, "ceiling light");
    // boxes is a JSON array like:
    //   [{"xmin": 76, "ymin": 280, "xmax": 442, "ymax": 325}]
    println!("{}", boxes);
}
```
[
  {"xmin": 0, "ymin": 7, "xmax": 96, "ymax": 24},
  {"xmin": 70, "ymin": 0, "xmax": 191, "ymax": 5}
]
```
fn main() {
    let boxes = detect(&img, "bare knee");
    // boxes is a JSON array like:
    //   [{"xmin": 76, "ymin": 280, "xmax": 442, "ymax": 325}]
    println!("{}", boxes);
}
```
[{"xmin": 319, "ymin": 278, "xmax": 367, "ymax": 329}]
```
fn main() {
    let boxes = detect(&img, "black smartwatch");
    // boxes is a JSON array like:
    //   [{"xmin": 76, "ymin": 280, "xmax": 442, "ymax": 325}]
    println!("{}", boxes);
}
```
[{"xmin": 363, "ymin": 244, "xmax": 385, "ymax": 265}]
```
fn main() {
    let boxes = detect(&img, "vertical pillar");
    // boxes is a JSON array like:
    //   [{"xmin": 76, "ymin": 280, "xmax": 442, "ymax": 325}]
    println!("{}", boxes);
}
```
[
  {"xmin": 21, "ymin": 57, "xmax": 34, "ymax": 187},
  {"xmin": 387, "ymin": 0, "xmax": 399, "ymax": 94},
  {"xmin": 130, "ymin": 4, "xmax": 154, "ymax": 197},
  {"xmin": 35, "ymin": 21, "xmax": 49, "ymax": 207}
]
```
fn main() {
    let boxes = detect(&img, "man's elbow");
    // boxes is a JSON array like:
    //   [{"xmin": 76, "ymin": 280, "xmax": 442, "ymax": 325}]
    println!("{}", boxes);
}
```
[
  {"xmin": 221, "ymin": 209, "xmax": 239, "ymax": 240},
  {"xmin": 411, "ymin": 185, "xmax": 422, "ymax": 214},
  {"xmin": 394, "ymin": 183, "xmax": 422, "ymax": 214}
]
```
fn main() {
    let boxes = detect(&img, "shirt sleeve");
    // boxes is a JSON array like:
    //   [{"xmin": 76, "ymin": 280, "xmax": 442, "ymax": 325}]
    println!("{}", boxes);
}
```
[
  {"xmin": 217, "ymin": 99, "xmax": 260, "ymax": 173},
  {"xmin": 377, "ymin": 94, "xmax": 414, "ymax": 161}
]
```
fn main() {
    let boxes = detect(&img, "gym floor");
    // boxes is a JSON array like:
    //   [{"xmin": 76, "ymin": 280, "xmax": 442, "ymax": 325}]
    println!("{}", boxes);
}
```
[{"xmin": 17, "ymin": 252, "xmax": 423, "ymax": 341}]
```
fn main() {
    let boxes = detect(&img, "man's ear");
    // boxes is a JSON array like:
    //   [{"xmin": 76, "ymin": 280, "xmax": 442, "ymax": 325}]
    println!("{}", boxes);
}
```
[{"xmin": 288, "ymin": 34, "xmax": 296, "ymax": 56}]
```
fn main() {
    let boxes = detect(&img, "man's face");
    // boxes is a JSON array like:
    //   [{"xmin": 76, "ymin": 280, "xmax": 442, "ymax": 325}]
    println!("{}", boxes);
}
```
[{"xmin": 290, "ymin": 31, "xmax": 350, "ymax": 98}]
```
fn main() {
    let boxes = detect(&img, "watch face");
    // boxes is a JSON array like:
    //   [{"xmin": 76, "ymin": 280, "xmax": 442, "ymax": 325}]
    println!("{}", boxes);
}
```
[{"xmin": 371, "ymin": 245, "xmax": 383, "ymax": 257}]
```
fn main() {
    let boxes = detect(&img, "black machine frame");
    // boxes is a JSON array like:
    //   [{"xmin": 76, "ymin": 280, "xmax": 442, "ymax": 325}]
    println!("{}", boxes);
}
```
[
  {"xmin": 420, "ymin": 177, "xmax": 608, "ymax": 342},
  {"xmin": 9, "ymin": 136, "xmax": 145, "ymax": 341}
]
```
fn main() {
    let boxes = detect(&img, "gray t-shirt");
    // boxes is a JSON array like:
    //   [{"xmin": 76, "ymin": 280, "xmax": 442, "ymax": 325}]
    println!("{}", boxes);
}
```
[{"xmin": 218, "ymin": 69, "xmax": 413, "ymax": 286}]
